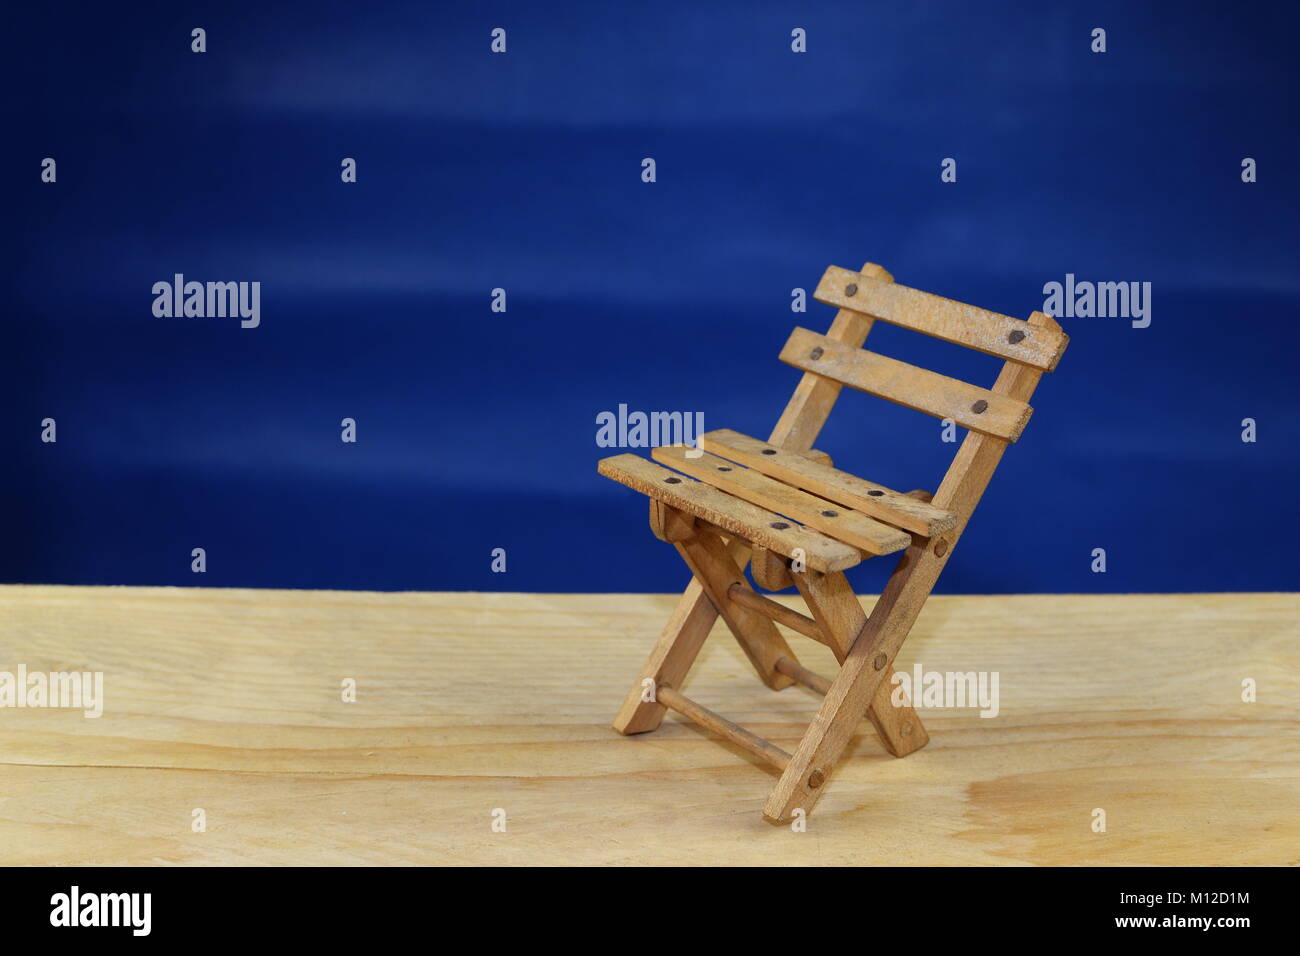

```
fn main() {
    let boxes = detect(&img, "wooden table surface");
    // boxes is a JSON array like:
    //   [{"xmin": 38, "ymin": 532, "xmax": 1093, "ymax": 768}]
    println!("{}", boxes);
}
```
[{"xmin": 1, "ymin": 585, "xmax": 1296, "ymax": 866}]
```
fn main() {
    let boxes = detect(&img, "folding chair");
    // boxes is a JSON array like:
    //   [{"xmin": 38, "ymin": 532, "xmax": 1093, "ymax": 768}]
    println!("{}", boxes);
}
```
[{"xmin": 598, "ymin": 262, "xmax": 1069, "ymax": 822}]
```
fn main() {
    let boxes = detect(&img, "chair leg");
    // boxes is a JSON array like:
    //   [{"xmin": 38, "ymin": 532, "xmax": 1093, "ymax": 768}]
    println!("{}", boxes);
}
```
[
  {"xmin": 671, "ymin": 527, "xmax": 798, "ymax": 691},
  {"xmin": 864, "ymin": 670, "xmax": 929, "ymax": 758},
  {"xmin": 612, "ymin": 530, "xmax": 797, "ymax": 736},
  {"xmin": 764, "ymin": 539, "xmax": 946, "ymax": 822},
  {"xmin": 612, "ymin": 573, "xmax": 721, "ymax": 735},
  {"xmin": 792, "ymin": 569, "xmax": 929, "ymax": 758}
]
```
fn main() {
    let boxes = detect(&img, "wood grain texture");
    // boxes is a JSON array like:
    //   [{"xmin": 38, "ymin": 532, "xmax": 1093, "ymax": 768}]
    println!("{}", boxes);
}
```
[
  {"xmin": 598, "ymin": 453, "xmax": 860, "ymax": 572},
  {"xmin": 702, "ymin": 429, "xmax": 958, "ymax": 537},
  {"xmin": 651, "ymin": 445, "xmax": 909, "ymax": 556},
  {"xmin": 779, "ymin": 327, "xmax": 1034, "ymax": 441},
  {"xmin": 814, "ymin": 266, "xmax": 1069, "ymax": 371},
  {"xmin": 1, "ymin": 585, "xmax": 1295, "ymax": 865}
]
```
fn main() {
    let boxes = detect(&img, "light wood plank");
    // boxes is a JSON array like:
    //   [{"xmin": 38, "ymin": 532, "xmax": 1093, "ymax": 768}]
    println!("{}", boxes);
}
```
[
  {"xmin": 815, "ymin": 266, "xmax": 1069, "ymax": 371},
  {"xmin": 779, "ymin": 327, "xmax": 1034, "ymax": 441},
  {"xmin": 599, "ymin": 453, "xmax": 860, "ymax": 572},
  {"xmin": 0, "ymin": 584, "xmax": 1295, "ymax": 865},
  {"xmin": 651, "ymin": 445, "xmax": 909, "ymax": 556},
  {"xmin": 702, "ymin": 428, "xmax": 958, "ymax": 537}
]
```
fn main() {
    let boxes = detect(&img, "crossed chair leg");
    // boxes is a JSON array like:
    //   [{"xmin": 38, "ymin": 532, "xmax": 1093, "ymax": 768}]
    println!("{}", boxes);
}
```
[{"xmin": 612, "ymin": 508, "xmax": 931, "ymax": 823}]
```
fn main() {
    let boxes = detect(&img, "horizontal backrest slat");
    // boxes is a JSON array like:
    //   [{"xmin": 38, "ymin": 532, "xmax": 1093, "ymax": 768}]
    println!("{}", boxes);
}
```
[
  {"xmin": 779, "ymin": 327, "xmax": 1033, "ymax": 441},
  {"xmin": 814, "ymin": 266, "xmax": 1068, "ymax": 371}
]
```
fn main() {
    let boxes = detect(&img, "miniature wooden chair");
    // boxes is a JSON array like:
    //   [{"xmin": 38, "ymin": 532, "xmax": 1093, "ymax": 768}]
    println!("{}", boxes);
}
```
[{"xmin": 598, "ymin": 262, "xmax": 1068, "ymax": 822}]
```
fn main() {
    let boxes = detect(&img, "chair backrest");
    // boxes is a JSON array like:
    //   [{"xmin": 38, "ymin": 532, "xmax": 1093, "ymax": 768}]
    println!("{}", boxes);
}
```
[{"xmin": 781, "ymin": 265, "xmax": 1069, "ymax": 444}]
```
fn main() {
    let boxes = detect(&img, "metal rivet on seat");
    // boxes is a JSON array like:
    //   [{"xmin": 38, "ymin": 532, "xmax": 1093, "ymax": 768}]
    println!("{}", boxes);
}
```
[
  {"xmin": 808, "ymin": 769, "xmax": 826, "ymax": 789},
  {"xmin": 809, "ymin": 347, "xmax": 824, "ymax": 360},
  {"xmin": 867, "ymin": 490, "xmax": 884, "ymax": 497},
  {"xmin": 1008, "ymin": 330, "xmax": 1026, "ymax": 345},
  {"xmin": 873, "ymin": 653, "xmax": 887, "ymax": 671},
  {"xmin": 664, "ymin": 477, "xmax": 681, "ymax": 484},
  {"xmin": 761, "ymin": 449, "xmax": 777, "ymax": 455},
  {"xmin": 770, "ymin": 521, "xmax": 791, "ymax": 530},
  {"xmin": 820, "ymin": 509, "xmax": 838, "ymax": 517},
  {"xmin": 971, "ymin": 400, "xmax": 989, "ymax": 414},
  {"xmin": 845, "ymin": 283, "xmax": 858, "ymax": 297}
]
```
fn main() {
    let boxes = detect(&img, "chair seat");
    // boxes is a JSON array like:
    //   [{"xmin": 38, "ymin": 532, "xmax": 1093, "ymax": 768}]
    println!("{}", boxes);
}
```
[
  {"xmin": 698, "ymin": 430, "xmax": 959, "ymax": 538},
  {"xmin": 598, "ymin": 453, "xmax": 861, "ymax": 572},
  {"xmin": 598, "ymin": 430, "xmax": 959, "ymax": 574}
]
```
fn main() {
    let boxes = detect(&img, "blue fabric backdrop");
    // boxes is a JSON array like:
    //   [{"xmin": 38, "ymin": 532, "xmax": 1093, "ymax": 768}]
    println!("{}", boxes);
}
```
[{"xmin": 5, "ymin": 1, "xmax": 1298, "ymax": 593}]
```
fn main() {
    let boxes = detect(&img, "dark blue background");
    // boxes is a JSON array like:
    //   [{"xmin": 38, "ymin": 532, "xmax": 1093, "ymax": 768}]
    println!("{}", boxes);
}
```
[{"xmin": 5, "ymin": 2, "xmax": 1298, "ymax": 593}]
